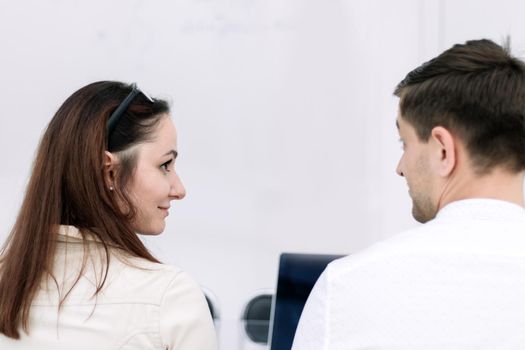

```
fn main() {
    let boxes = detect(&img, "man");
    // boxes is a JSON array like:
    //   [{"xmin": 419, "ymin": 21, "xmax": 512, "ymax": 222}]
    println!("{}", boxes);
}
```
[{"xmin": 292, "ymin": 39, "xmax": 525, "ymax": 349}]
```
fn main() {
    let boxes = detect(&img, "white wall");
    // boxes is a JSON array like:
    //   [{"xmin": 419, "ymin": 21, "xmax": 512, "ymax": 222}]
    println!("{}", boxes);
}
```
[{"xmin": 1, "ymin": 0, "xmax": 524, "ymax": 348}]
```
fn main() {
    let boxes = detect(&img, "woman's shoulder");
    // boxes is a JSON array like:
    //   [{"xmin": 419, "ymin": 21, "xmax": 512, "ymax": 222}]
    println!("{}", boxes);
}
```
[
  {"xmin": 156, "ymin": 264, "xmax": 217, "ymax": 349},
  {"xmin": 118, "ymin": 254, "xmax": 183, "ymax": 275},
  {"xmin": 102, "ymin": 254, "xmax": 203, "ymax": 305}
]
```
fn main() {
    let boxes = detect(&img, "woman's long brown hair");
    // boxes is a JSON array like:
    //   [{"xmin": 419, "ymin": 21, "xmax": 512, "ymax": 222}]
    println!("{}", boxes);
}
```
[{"xmin": 0, "ymin": 81, "xmax": 170, "ymax": 338}]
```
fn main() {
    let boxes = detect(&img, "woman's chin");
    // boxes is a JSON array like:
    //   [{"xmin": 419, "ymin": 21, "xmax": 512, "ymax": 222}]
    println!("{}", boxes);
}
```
[{"xmin": 134, "ymin": 222, "xmax": 165, "ymax": 236}]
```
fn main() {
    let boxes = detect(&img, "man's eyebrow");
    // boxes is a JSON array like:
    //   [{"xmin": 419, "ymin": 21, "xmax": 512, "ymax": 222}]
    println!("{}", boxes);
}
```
[
  {"xmin": 396, "ymin": 120, "xmax": 400, "ymax": 130},
  {"xmin": 163, "ymin": 150, "xmax": 178, "ymax": 159}
]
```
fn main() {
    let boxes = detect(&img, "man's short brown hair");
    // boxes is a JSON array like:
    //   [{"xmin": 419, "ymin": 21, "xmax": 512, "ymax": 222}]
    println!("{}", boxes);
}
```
[{"xmin": 395, "ymin": 39, "xmax": 525, "ymax": 174}]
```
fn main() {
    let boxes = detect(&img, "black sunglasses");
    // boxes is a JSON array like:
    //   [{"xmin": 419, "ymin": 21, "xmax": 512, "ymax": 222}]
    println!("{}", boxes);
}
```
[{"xmin": 106, "ymin": 83, "xmax": 154, "ymax": 144}]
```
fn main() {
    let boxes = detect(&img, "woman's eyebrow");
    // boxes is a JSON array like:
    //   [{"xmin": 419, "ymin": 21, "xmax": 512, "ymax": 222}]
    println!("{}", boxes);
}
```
[{"xmin": 163, "ymin": 150, "xmax": 178, "ymax": 159}]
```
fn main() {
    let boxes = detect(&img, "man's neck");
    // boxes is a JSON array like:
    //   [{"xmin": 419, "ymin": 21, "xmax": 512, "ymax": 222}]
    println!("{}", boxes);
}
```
[{"xmin": 438, "ymin": 168, "xmax": 525, "ymax": 210}]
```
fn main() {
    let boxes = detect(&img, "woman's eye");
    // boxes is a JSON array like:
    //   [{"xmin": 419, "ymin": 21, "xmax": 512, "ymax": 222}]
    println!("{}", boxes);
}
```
[{"xmin": 161, "ymin": 159, "xmax": 173, "ymax": 172}]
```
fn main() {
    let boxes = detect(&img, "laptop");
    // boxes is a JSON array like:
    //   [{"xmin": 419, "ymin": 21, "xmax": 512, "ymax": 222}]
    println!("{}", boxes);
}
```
[{"xmin": 268, "ymin": 252, "xmax": 345, "ymax": 350}]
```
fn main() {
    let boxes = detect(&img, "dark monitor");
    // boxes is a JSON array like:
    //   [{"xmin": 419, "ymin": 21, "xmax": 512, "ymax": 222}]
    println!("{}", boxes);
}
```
[{"xmin": 268, "ymin": 252, "xmax": 345, "ymax": 350}]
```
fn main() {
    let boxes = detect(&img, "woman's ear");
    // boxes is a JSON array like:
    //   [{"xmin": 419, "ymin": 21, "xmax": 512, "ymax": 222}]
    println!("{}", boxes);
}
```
[
  {"xmin": 430, "ymin": 126, "xmax": 456, "ymax": 178},
  {"xmin": 104, "ymin": 151, "xmax": 118, "ymax": 190}
]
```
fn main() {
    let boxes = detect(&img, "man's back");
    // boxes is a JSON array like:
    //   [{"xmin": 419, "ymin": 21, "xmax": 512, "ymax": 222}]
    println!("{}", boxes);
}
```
[{"xmin": 293, "ymin": 199, "xmax": 525, "ymax": 349}]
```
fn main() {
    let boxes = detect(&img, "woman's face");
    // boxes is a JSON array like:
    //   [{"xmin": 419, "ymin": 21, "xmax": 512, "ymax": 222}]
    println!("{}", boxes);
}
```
[{"xmin": 127, "ymin": 115, "xmax": 186, "ymax": 235}]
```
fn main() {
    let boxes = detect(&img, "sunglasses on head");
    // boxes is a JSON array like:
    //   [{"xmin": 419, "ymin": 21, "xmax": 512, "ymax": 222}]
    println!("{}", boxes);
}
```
[{"xmin": 106, "ymin": 83, "xmax": 154, "ymax": 144}]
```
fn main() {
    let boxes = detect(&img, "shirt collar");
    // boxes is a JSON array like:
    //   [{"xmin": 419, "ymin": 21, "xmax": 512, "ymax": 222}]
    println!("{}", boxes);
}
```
[
  {"xmin": 57, "ymin": 225, "xmax": 99, "ymax": 242},
  {"xmin": 436, "ymin": 198, "xmax": 525, "ymax": 222}
]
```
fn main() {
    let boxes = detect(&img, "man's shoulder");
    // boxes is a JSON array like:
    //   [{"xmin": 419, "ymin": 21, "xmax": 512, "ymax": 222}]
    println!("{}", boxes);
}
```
[
  {"xmin": 325, "ymin": 224, "xmax": 438, "ymax": 280},
  {"xmin": 325, "ymin": 202, "xmax": 525, "ymax": 283}
]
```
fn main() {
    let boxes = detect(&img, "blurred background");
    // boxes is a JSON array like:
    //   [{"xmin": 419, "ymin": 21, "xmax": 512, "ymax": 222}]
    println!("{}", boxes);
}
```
[{"xmin": 1, "ymin": 0, "xmax": 524, "ymax": 348}]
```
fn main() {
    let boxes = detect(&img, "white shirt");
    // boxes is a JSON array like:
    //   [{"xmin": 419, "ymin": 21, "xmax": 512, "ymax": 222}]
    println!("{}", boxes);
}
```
[
  {"xmin": 292, "ymin": 199, "xmax": 525, "ymax": 350},
  {"xmin": 0, "ymin": 226, "xmax": 218, "ymax": 350}
]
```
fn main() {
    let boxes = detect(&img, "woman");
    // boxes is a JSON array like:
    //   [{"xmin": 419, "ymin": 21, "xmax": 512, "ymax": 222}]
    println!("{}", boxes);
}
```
[{"xmin": 0, "ymin": 81, "xmax": 217, "ymax": 349}]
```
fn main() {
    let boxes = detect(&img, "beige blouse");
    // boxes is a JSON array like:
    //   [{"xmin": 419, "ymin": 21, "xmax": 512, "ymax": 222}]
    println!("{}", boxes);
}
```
[{"xmin": 0, "ymin": 225, "xmax": 218, "ymax": 350}]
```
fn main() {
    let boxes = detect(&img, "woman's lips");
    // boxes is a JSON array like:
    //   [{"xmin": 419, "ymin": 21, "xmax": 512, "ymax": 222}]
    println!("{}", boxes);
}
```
[{"xmin": 158, "ymin": 206, "xmax": 170, "ymax": 216}]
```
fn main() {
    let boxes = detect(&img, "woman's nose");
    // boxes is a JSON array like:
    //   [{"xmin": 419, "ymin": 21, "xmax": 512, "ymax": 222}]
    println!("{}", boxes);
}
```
[{"xmin": 170, "ymin": 173, "xmax": 186, "ymax": 200}]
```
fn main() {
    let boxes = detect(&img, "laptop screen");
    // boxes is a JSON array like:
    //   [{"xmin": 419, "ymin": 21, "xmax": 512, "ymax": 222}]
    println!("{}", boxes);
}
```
[{"xmin": 268, "ymin": 253, "xmax": 345, "ymax": 350}]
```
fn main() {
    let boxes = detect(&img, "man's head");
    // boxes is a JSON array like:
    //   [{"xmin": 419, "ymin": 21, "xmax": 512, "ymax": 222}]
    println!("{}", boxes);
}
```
[{"xmin": 394, "ymin": 39, "xmax": 525, "ymax": 222}]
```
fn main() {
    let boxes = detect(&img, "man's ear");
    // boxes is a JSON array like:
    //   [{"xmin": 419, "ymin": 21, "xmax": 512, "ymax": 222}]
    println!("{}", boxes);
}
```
[
  {"xmin": 104, "ymin": 151, "xmax": 118, "ymax": 190},
  {"xmin": 430, "ymin": 126, "xmax": 456, "ymax": 178}
]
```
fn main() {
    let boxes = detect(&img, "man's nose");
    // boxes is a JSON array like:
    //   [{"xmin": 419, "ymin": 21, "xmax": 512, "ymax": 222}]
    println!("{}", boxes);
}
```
[{"xmin": 396, "ymin": 160, "xmax": 404, "ymax": 177}]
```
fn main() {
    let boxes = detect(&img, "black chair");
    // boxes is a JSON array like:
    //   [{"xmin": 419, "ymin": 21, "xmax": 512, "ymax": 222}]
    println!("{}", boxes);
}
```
[
  {"xmin": 241, "ymin": 292, "xmax": 273, "ymax": 344},
  {"xmin": 202, "ymin": 287, "xmax": 220, "ymax": 326}
]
